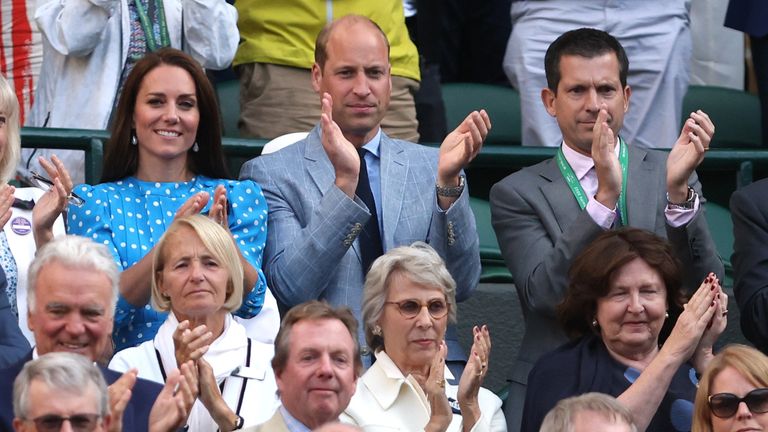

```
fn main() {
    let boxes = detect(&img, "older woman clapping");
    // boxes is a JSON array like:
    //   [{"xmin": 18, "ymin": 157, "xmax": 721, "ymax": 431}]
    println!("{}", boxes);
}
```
[
  {"xmin": 523, "ymin": 228, "xmax": 727, "ymax": 432},
  {"xmin": 341, "ymin": 242, "xmax": 505, "ymax": 432},
  {"xmin": 692, "ymin": 344, "xmax": 768, "ymax": 432},
  {"xmin": 109, "ymin": 215, "xmax": 279, "ymax": 431}
]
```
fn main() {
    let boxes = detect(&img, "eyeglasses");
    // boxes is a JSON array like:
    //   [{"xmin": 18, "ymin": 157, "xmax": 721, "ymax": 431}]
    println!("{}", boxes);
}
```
[
  {"xmin": 384, "ymin": 299, "xmax": 449, "ymax": 319},
  {"xmin": 25, "ymin": 413, "xmax": 101, "ymax": 432},
  {"xmin": 708, "ymin": 388, "xmax": 768, "ymax": 418},
  {"xmin": 30, "ymin": 171, "xmax": 85, "ymax": 207}
]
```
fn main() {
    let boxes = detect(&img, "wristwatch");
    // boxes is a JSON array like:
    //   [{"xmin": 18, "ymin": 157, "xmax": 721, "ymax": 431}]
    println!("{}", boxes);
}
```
[
  {"xmin": 666, "ymin": 186, "xmax": 697, "ymax": 210},
  {"xmin": 436, "ymin": 175, "xmax": 465, "ymax": 198}
]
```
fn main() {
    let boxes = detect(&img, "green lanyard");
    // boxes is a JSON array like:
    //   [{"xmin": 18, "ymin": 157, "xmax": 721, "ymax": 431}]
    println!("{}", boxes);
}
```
[
  {"xmin": 134, "ymin": 0, "xmax": 170, "ymax": 52},
  {"xmin": 555, "ymin": 137, "xmax": 629, "ymax": 226}
]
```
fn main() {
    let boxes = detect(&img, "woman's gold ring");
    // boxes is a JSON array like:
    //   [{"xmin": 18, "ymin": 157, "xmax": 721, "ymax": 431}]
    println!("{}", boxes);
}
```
[{"xmin": 436, "ymin": 379, "xmax": 445, "ymax": 388}]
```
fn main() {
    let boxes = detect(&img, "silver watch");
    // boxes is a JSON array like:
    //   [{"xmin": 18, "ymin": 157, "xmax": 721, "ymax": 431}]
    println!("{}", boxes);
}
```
[{"xmin": 436, "ymin": 175, "xmax": 465, "ymax": 198}]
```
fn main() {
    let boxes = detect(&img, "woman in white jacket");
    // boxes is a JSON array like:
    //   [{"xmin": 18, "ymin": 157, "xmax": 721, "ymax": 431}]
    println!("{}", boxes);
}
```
[
  {"xmin": 24, "ymin": 0, "xmax": 238, "ymax": 183},
  {"xmin": 341, "ymin": 242, "xmax": 506, "ymax": 432},
  {"xmin": 0, "ymin": 73, "xmax": 66, "ymax": 345},
  {"xmin": 110, "ymin": 215, "xmax": 279, "ymax": 431}
]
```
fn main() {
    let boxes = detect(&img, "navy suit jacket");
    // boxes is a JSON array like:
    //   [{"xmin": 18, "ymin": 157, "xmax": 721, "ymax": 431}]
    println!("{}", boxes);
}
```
[
  {"xmin": 0, "ymin": 351, "xmax": 162, "ymax": 432},
  {"xmin": 0, "ymin": 277, "xmax": 28, "ymax": 369},
  {"xmin": 725, "ymin": 0, "xmax": 768, "ymax": 37}
]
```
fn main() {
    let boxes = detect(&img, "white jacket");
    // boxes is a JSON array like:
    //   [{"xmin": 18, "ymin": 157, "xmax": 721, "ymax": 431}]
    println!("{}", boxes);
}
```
[
  {"xmin": 29, "ymin": 0, "xmax": 238, "ymax": 130},
  {"xmin": 110, "ymin": 313, "xmax": 280, "ymax": 431},
  {"xmin": 341, "ymin": 351, "xmax": 507, "ymax": 431},
  {"xmin": 7, "ymin": 187, "xmax": 66, "ymax": 345}
]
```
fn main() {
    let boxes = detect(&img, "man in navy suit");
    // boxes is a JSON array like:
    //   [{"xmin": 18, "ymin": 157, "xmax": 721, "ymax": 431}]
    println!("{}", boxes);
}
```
[
  {"xmin": 240, "ymin": 15, "xmax": 490, "ymax": 364},
  {"xmin": 0, "ymin": 236, "xmax": 194, "ymax": 432}
]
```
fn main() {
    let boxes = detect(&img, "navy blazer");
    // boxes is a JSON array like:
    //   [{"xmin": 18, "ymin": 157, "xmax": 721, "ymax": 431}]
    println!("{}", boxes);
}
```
[
  {"xmin": 0, "ymin": 351, "xmax": 162, "ymax": 432},
  {"xmin": 0, "ymin": 278, "xmax": 29, "ymax": 369},
  {"xmin": 725, "ymin": 0, "xmax": 768, "ymax": 37}
]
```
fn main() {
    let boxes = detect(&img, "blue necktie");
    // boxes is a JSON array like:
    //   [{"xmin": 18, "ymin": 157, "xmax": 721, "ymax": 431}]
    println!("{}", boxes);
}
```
[{"xmin": 356, "ymin": 149, "xmax": 383, "ymax": 274}]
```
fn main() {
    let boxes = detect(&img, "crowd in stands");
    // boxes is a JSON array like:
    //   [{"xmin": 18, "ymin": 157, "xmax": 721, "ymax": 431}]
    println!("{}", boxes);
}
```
[{"xmin": 1, "ymin": 2, "xmax": 768, "ymax": 432}]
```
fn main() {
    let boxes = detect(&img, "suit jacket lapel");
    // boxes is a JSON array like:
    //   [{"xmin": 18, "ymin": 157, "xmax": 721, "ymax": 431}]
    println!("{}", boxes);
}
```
[
  {"xmin": 304, "ymin": 126, "xmax": 364, "ymax": 260},
  {"xmin": 380, "ymin": 134, "xmax": 407, "ymax": 251},
  {"xmin": 539, "ymin": 158, "xmax": 582, "ymax": 233},
  {"xmin": 304, "ymin": 127, "xmax": 336, "ymax": 196},
  {"xmin": 627, "ymin": 145, "xmax": 659, "ymax": 229}
]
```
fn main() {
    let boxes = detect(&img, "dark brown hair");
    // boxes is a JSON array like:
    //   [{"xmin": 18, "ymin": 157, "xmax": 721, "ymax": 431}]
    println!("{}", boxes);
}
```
[
  {"xmin": 544, "ymin": 27, "xmax": 629, "ymax": 93},
  {"xmin": 558, "ymin": 228, "xmax": 685, "ymax": 340},
  {"xmin": 102, "ymin": 47, "xmax": 230, "ymax": 183},
  {"xmin": 272, "ymin": 301, "xmax": 362, "ymax": 377}
]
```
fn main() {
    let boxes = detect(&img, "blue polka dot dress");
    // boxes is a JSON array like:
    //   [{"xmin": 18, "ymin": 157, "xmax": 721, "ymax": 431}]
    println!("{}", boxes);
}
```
[{"xmin": 67, "ymin": 176, "xmax": 268, "ymax": 352}]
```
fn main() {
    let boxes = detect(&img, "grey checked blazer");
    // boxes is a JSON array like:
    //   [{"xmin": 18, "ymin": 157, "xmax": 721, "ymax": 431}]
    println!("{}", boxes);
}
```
[{"xmin": 240, "ymin": 126, "xmax": 480, "ymax": 347}]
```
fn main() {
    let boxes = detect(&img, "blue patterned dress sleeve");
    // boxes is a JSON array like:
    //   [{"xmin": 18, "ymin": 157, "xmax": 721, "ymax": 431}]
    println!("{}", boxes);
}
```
[
  {"xmin": 66, "ymin": 184, "xmax": 138, "ymax": 332},
  {"xmin": 220, "ymin": 179, "xmax": 268, "ymax": 318}
]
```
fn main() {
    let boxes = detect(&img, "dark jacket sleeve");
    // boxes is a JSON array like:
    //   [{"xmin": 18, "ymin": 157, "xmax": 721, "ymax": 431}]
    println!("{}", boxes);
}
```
[
  {"xmin": 731, "ymin": 180, "xmax": 768, "ymax": 352},
  {"xmin": 0, "ymin": 287, "xmax": 29, "ymax": 369}
]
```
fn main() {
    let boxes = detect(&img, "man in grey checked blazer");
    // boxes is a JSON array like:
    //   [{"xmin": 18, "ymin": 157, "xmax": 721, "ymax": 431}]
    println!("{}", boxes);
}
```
[{"xmin": 239, "ymin": 15, "xmax": 490, "ymax": 357}]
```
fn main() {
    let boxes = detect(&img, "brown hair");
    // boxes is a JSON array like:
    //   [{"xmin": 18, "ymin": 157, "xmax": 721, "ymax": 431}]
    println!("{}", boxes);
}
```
[
  {"xmin": 692, "ymin": 344, "xmax": 768, "ymax": 432},
  {"xmin": 272, "ymin": 301, "xmax": 362, "ymax": 377},
  {"xmin": 102, "ymin": 47, "xmax": 230, "ymax": 183},
  {"xmin": 314, "ymin": 15, "xmax": 390, "ymax": 70},
  {"xmin": 558, "ymin": 228, "xmax": 685, "ymax": 340}
]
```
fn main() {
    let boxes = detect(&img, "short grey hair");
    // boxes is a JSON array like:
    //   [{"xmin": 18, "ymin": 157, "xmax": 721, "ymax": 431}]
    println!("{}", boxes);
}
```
[
  {"xmin": 13, "ymin": 352, "xmax": 109, "ymax": 420},
  {"xmin": 27, "ymin": 235, "xmax": 119, "ymax": 313},
  {"xmin": 540, "ymin": 393, "xmax": 637, "ymax": 432},
  {"xmin": 362, "ymin": 242, "xmax": 457, "ymax": 352}
]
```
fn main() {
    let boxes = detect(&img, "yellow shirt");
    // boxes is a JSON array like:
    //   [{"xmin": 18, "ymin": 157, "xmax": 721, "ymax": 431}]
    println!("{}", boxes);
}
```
[{"xmin": 233, "ymin": 1, "xmax": 420, "ymax": 81}]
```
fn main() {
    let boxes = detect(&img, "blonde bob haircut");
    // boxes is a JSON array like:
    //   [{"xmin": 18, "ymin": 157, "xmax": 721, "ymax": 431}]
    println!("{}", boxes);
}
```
[
  {"xmin": 692, "ymin": 344, "xmax": 768, "ymax": 432},
  {"xmin": 151, "ymin": 214, "xmax": 244, "ymax": 312},
  {"xmin": 362, "ymin": 241, "xmax": 457, "ymax": 353},
  {"xmin": 0, "ymin": 74, "xmax": 22, "ymax": 183}
]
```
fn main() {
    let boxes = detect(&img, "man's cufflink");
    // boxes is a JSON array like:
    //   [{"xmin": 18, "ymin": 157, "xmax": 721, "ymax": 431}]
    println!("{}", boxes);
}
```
[{"xmin": 436, "ymin": 175, "xmax": 465, "ymax": 198}]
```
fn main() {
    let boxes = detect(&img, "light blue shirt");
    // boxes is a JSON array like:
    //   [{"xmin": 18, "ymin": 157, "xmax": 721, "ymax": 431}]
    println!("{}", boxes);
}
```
[
  {"xmin": 280, "ymin": 406, "xmax": 312, "ymax": 432},
  {"xmin": 361, "ymin": 128, "xmax": 384, "ymax": 237}
]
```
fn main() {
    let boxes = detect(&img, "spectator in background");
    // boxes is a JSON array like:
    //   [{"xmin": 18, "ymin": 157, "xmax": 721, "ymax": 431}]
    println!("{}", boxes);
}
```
[
  {"xmin": 240, "ymin": 15, "xmax": 487, "ymax": 372},
  {"xmin": 243, "ymin": 301, "xmax": 359, "ymax": 432},
  {"xmin": 503, "ymin": 1, "xmax": 692, "ymax": 149},
  {"xmin": 233, "ymin": 1, "xmax": 420, "ymax": 142},
  {"xmin": 0, "ymin": 73, "xmax": 66, "ymax": 346},
  {"xmin": 490, "ymin": 27, "xmax": 722, "ymax": 432},
  {"xmin": 523, "ymin": 229, "xmax": 726, "ymax": 432},
  {"xmin": 692, "ymin": 344, "xmax": 768, "ymax": 432},
  {"xmin": 22, "ymin": 0, "xmax": 238, "ymax": 184},
  {"xmin": 540, "ymin": 393, "xmax": 637, "ymax": 432},
  {"xmin": 730, "ymin": 177, "xmax": 768, "ymax": 352},
  {"xmin": 0, "ymin": 0, "xmax": 41, "ymax": 125},
  {"xmin": 12, "ymin": 353, "xmax": 112, "ymax": 432},
  {"xmin": 725, "ymin": 0, "xmax": 768, "ymax": 146},
  {"xmin": 0, "ymin": 235, "xmax": 196, "ymax": 432},
  {"xmin": 341, "ymin": 243, "xmax": 505, "ymax": 431},
  {"xmin": 110, "ymin": 216, "xmax": 280, "ymax": 431},
  {"xmin": 67, "ymin": 48, "xmax": 278, "ymax": 353}
]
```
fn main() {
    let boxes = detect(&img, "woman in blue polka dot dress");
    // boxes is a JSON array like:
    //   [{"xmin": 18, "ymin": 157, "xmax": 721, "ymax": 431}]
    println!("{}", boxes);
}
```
[
  {"xmin": 67, "ymin": 48, "xmax": 278, "ymax": 352},
  {"xmin": 522, "ymin": 229, "xmax": 727, "ymax": 432}
]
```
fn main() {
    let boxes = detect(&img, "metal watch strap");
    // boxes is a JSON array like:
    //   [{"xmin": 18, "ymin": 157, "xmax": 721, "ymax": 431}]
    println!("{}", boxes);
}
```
[
  {"xmin": 436, "ymin": 175, "xmax": 465, "ymax": 197},
  {"xmin": 666, "ymin": 186, "xmax": 697, "ymax": 209}
]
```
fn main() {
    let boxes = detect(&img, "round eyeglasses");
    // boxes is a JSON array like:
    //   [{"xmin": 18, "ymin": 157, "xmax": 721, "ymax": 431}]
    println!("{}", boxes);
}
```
[{"xmin": 384, "ymin": 299, "xmax": 449, "ymax": 319}]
